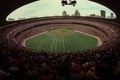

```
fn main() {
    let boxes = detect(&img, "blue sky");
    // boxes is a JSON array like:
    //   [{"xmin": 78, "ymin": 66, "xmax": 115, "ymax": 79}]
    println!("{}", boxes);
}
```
[{"xmin": 6, "ymin": 0, "xmax": 116, "ymax": 20}]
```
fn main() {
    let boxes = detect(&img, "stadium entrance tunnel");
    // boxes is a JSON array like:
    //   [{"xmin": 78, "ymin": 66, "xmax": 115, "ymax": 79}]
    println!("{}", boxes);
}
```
[{"xmin": 6, "ymin": 0, "xmax": 116, "ymax": 22}]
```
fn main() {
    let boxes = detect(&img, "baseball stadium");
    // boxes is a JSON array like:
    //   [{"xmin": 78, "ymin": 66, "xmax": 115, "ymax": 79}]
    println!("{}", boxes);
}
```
[{"xmin": 0, "ymin": 0, "xmax": 120, "ymax": 80}]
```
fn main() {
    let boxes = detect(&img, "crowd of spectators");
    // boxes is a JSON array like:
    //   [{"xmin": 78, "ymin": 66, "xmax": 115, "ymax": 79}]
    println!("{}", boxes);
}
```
[{"xmin": 0, "ymin": 17, "xmax": 120, "ymax": 80}]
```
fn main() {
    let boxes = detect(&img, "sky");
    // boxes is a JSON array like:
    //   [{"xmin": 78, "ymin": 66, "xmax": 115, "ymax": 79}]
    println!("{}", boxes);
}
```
[{"xmin": 6, "ymin": 0, "xmax": 116, "ymax": 21}]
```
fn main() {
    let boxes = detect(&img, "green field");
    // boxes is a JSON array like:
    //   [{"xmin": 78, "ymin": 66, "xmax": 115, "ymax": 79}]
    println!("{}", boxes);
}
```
[{"xmin": 26, "ymin": 28, "xmax": 98, "ymax": 53}]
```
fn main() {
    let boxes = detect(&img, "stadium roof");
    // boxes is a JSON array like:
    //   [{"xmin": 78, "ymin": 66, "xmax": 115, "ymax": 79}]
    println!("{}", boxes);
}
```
[{"xmin": 0, "ymin": 0, "xmax": 120, "ymax": 26}]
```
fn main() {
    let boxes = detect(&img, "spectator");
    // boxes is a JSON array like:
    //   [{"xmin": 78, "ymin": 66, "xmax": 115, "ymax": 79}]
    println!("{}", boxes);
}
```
[{"xmin": 86, "ymin": 67, "xmax": 98, "ymax": 80}]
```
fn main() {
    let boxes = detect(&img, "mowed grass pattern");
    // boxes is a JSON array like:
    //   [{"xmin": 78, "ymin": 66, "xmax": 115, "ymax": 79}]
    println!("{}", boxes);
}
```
[{"xmin": 26, "ymin": 28, "xmax": 98, "ymax": 53}]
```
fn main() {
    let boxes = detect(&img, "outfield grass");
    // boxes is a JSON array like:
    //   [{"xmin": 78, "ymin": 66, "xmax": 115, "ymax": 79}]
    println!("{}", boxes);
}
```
[{"xmin": 26, "ymin": 28, "xmax": 98, "ymax": 53}]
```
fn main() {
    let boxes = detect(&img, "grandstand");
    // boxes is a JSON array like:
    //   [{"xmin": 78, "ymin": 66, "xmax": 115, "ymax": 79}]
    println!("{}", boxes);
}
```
[{"xmin": 0, "ymin": 16, "xmax": 120, "ymax": 80}]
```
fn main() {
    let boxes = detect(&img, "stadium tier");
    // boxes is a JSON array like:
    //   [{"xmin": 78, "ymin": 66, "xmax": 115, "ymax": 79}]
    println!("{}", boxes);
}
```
[
  {"xmin": 0, "ymin": 16, "xmax": 120, "ymax": 80},
  {"xmin": 1, "ymin": 17, "xmax": 119, "ymax": 53}
]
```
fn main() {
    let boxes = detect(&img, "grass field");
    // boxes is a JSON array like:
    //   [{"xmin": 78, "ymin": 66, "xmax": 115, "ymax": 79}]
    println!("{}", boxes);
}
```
[{"xmin": 26, "ymin": 28, "xmax": 98, "ymax": 53}]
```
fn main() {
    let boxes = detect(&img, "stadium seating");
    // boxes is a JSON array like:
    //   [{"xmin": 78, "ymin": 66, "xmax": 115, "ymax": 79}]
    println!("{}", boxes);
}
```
[{"xmin": 0, "ymin": 17, "xmax": 120, "ymax": 80}]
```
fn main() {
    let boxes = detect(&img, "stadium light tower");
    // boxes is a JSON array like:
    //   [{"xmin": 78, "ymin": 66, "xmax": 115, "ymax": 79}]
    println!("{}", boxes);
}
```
[{"xmin": 61, "ymin": 0, "xmax": 77, "ymax": 6}]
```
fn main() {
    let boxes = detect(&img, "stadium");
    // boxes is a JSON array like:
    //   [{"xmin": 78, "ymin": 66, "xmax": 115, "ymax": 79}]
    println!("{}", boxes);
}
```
[
  {"xmin": 2, "ymin": 16, "xmax": 119, "ymax": 53},
  {"xmin": 0, "ymin": 0, "xmax": 120, "ymax": 80}
]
